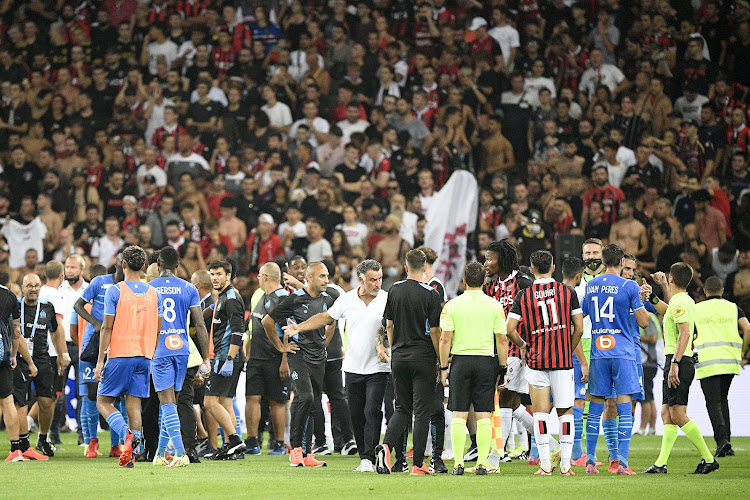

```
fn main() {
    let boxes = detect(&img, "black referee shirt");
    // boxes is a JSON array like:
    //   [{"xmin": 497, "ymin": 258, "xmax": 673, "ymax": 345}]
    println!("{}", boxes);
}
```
[{"xmin": 384, "ymin": 279, "xmax": 442, "ymax": 363}]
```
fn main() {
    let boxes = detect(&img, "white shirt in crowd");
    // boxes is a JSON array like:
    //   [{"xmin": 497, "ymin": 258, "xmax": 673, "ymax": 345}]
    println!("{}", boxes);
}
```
[
  {"xmin": 337, "ymin": 119, "xmax": 370, "ymax": 144},
  {"xmin": 488, "ymin": 24, "xmax": 520, "ymax": 69},
  {"xmin": 1, "ymin": 217, "xmax": 46, "ymax": 269},
  {"xmin": 336, "ymin": 221, "xmax": 369, "ymax": 247},
  {"xmin": 147, "ymin": 39, "xmax": 179, "ymax": 75},
  {"xmin": 289, "ymin": 117, "xmax": 330, "ymax": 148},
  {"xmin": 261, "ymin": 101, "xmax": 293, "ymax": 133},
  {"xmin": 91, "ymin": 236, "xmax": 124, "ymax": 267}
]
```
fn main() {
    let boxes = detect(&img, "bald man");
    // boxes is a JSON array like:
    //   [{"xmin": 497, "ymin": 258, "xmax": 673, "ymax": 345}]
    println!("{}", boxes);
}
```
[
  {"xmin": 14, "ymin": 274, "xmax": 66, "ymax": 460},
  {"xmin": 245, "ymin": 262, "xmax": 291, "ymax": 455},
  {"xmin": 190, "ymin": 269, "xmax": 214, "ymax": 458}
]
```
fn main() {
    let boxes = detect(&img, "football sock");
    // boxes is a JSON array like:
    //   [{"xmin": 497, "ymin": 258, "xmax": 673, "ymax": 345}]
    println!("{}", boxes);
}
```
[
  {"xmin": 476, "ymin": 418, "xmax": 492, "ymax": 468},
  {"xmin": 681, "ymin": 420, "xmax": 714, "ymax": 462},
  {"xmin": 157, "ymin": 408, "xmax": 170, "ymax": 456},
  {"xmin": 616, "ymin": 403, "xmax": 633, "ymax": 468},
  {"xmin": 162, "ymin": 403, "xmax": 185, "ymax": 456},
  {"xmin": 507, "ymin": 418, "xmax": 516, "ymax": 451},
  {"xmin": 586, "ymin": 401, "xmax": 604, "ymax": 465},
  {"xmin": 19, "ymin": 433, "xmax": 30, "ymax": 452},
  {"xmin": 132, "ymin": 429, "xmax": 144, "ymax": 454},
  {"xmin": 105, "ymin": 413, "xmax": 128, "ymax": 442},
  {"xmin": 233, "ymin": 397, "xmax": 242, "ymax": 437},
  {"xmin": 38, "ymin": 433, "xmax": 47, "ymax": 444},
  {"xmin": 469, "ymin": 433, "xmax": 477, "ymax": 448},
  {"xmin": 517, "ymin": 418, "xmax": 528, "ymax": 450},
  {"xmin": 530, "ymin": 433, "xmax": 538, "ymax": 458},
  {"xmin": 572, "ymin": 406, "xmax": 584, "ymax": 460},
  {"xmin": 499, "ymin": 408, "xmax": 512, "ymax": 453},
  {"xmin": 602, "ymin": 417, "xmax": 619, "ymax": 462},
  {"xmin": 115, "ymin": 399, "xmax": 128, "ymax": 445},
  {"xmin": 559, "ymin": 413, "xmax": 574, "ymax": 470},
  {"xmin": 11, "ymin": 439, "xmax": 20, "ymax": 451},
  {"xmin": 80, "ymin": 398, "xmax": 91, "ymax": 444},
  {"xmin": 654, "ymin": 424, "xmax": 678, "ymax": 466},
  {"xmin": 451, "ymin": 417, "xmax": 467, "ymax": 467},
  {"xmin": 533, "ymin": 412, "xmax": 550, "ymax": 471},
  {"xmin": 86, "ymin": 398, "xmax": 99, "ymax": 439},
  {"xmin": 513, "ymin": 405, "xmax": 534, "ymax": 433}
]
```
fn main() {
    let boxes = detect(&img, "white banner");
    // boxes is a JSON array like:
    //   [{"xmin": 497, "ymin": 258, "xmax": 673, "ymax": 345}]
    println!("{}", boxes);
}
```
[{"xmin": 424, "ymin": 170, "xmax": 479, "ymax": 298}]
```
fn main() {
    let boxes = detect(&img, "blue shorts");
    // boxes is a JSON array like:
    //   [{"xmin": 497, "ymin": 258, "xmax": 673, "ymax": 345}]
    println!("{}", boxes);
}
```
[
  {"xmin": 605, "ymin": 359, "xmax": 646, "ymax": 400},
  {"xmin": 573, "ymin": 355, "xmax": 587, "ymax": 400},
  {"xmin": 588, "ymin": 357, "xmax": 640, "ymax": 398},
  {"xmin": 151, "ymin": 355, "xmax": 189, "ymax": 392},
  {"xmin": 99, "ymin": 357, "xmax": 151, "ymax": 398},
  {"xmin": 79, "ymin": 360, "xmax": 97, "ymax": 396}
]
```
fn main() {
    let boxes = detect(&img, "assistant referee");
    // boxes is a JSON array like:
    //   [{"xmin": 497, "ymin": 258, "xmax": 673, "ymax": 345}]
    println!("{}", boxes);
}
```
[{"xmin": 439, "ymin": 262, "xmax": 508, "ymax": 476}]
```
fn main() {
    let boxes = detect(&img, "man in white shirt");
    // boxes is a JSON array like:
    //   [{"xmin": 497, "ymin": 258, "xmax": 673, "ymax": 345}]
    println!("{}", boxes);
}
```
[
  {"xmin": 90, "ymin": 217, "xmax": 124, "ymax": 268},
  {"xmin": 282, "ymin": 260, "xmax": 389, "ymax": 472},
  {"xmin": 673, "ymin": 84, "xmax": 709, "ymax": 125},
  {"xmin": 36, "ymin": 260, "xmax": 72, "ymax": 454},
  {"xmin": 52, "ymin": 254, "xmax": 88, "ymax": 444},
  {"xmin": 260, "ymin": 85, "xmax": 293, "ymax": 136},
  {"xmin": 142, "ymin": 24, "xmax": 178, "ymax": 76},
  {"xmin": 488, "ymin": 7, "xmax": 520, "ymax": 72},
  {"xmin": 578, "ymin": 49, "xmax": 627, "ymax": 98},
  {"xmin": 1, "ymin": 197, "xmax": 47, "ymax": 269},
  {"xmin": 337, "ymin": 103, "xmax": 370, "ymax": 144},
  {"xmin": 594, "ymin": 140, "xmax": 629, "ymax": 189},
  {"xmin": 136, "ymin": 148, "xmax": 168, "ymax": 196},
  {"xmin": 289, "ymin": 100, "xmax": 330, "ymax": 148}
]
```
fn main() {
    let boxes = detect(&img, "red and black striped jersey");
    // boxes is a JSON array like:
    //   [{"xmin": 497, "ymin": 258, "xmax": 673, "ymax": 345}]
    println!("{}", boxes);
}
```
[
  {"xmin": 508, "ymin": 278, "xmax": 581, "ymax": 370},
  {"xmin": 483, "ymin": 270, "xmax": 533, "ymax": 358}
]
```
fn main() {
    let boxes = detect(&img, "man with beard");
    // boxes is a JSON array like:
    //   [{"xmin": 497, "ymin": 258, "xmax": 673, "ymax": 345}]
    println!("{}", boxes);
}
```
[
  {"xmin": 481, "ymin": 239, "xmax": 548, "ymax": 465},
  {"xmin": 582, "ymin": 165, "xmax": 626, "ymax": 230},
  {"xmin": 570, "ymin": 238, "xmax": 607, "ymax": 465},
  {"xmin": 53, "ymin": 255, "xmax": 88, "ymax": 445}
]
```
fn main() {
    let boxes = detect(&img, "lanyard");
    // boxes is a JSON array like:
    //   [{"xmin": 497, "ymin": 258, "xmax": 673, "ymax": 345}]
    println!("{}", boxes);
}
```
[{"xmin": 21, "ymin": 301, "xmax": 41, "ymax": 341}]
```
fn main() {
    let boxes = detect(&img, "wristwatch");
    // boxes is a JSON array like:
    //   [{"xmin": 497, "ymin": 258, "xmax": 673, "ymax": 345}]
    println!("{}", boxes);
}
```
[
  {"xmin": 440, "ymin": 365, "xmax": 449, "ymax": 371},
  {"xmin": 671, "ymin": 357, "xmax": 680, "ymax": 364},
  {"xmin": 227, "ymin": 354, "xmax": 235, "ymax": 362}
]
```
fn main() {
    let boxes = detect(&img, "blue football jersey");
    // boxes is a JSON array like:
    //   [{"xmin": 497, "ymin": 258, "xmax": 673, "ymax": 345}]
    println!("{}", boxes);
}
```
[
  {"xmin": 150, "ymin": 276, "xmax": 200, "ymax": 358},
  {"xmin": 79, "ymin": 274, "xmax": 115, "ymax": 350},
  {"xmin": 582, "ymin": 274, "xmax": 644, "ymax": 360}
]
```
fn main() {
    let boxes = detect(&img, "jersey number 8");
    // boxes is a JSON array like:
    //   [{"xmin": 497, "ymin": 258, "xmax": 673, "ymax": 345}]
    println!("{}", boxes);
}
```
[{"xmin": 163, "ymin": 298, "xmax": 176, "ymax": 323}]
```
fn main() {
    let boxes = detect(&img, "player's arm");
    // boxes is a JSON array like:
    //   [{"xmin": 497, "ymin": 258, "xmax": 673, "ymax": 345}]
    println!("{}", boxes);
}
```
[
  {"xmin": 226, "ymin": 297, "xmax": 245, "ymax": 360},
  {"xmin": 262, "ymin": 314, "xmax": 298, "ymax": 353},
  {"xmin": 95, "ymin": 314, "xmax": 115, "ymax": 381},
  {"xmin": 282, "ymin": 311, "xmax": 334, "ymax": 337},
  {"xmin": 739, "ymin": 315, "xmax": 750, "ymax": 367},
  {"xmin": 376, "ymin": 321, "xmax": 389, "ymax": 363},
  {"xmin": 51, "ymin": 317, "xmax": 69, "ymax": 375},
  {"xmin": 69, "ymin": 311, "xmax": 79, "ymax": 346},
  {"xmin": 189, "ymin": 305, "xmax": 210, "ymax": 364},
  {"xmin": 505, "ymin": 292, "xmax": 526, "ymax": 348},
  {"xmin": 386, "ymin": 319, "xmax": 394, "ymax": 351},
  {"xmin": 325, "ymin": 321, "xmax": 336, "ymax": 347},
  {"xmin": 571, "ymin": 312, "xmax": 584, "ymax": 351},
  {"xmin": 573, "ymin": 340, "xmax": 588, "ymax": 381},
  {"xmin": 10, "ymin": 318, "xmax": 19, "ymax": 363},
  {"xmin": 74, "ymin": 296, "xmax": 101, "ymax": 331}
]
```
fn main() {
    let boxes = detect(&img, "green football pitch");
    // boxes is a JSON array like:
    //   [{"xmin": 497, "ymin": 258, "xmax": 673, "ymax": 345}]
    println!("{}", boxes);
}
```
[{"xmin": 1, "ymin": 432, "xmax": 748, "ymax": 499}]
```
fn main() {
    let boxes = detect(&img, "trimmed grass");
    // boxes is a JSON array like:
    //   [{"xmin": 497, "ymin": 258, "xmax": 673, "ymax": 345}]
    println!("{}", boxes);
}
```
[{"xmin": 0, "ymin": 433, "xmax": 748, "ymax": 499}]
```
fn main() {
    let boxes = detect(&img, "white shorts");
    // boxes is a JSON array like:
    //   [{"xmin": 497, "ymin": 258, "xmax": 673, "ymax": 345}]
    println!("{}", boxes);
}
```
[
  {"xmin": 525, "ymin": 368, "xmax": 575, "ymax": 409},
  {"xmin": 505, "ymin": 357, "xmax": 529, "ymax": 394}
]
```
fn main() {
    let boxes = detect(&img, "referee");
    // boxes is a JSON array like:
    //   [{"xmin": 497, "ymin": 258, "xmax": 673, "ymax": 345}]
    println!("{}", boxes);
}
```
[
  {"xmin": 439, "ymin": 262, "xmax": 508, "ymax": 476},
  {"xmin": 693, "ymin": 276, "xmax": 750, "ymax": 457},
  {"xmin": 642, "ymin": 265, "xmax": 718, "ymax": 474},
  {"xmin": 375, "ymin": 250, "xmax": 442, "ymax": 476}
]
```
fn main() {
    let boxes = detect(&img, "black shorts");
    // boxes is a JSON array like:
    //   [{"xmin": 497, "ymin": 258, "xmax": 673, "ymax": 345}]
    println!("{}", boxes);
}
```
[
  {"xmin": 643, "ymin": 365, "xmax": 658, "ymax": 402},
  {"xmin": 193, "ymin": 383, "xmax": 206, "ymax": 406},
  {"xmin": 14, "ymin": 358, "xmax": 55, "ymax": 405},
  {"xmin": 246, "ymin": 357, "xmax": 289, "ymax": 401},
  {"xmin": 662, "ymin": 355, "xmax": 695, "ymax": 407},
  {"xmin": 205, "ymin": 358, "xmax": 243, "ymax": 398},
  {"xmin": 447, "ymin": 355, "xmax": 497, "ymax": 413},
  {"xmin": 0, "ymin": 362, "xmax": 13, "ymax": 399},
  {"xmin": 50, "ymin": 356, "xmax": 65, "ymax": 394}
]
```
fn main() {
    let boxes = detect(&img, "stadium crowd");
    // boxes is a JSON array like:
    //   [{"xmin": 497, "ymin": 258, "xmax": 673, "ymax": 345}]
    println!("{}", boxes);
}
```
[{"xmin": 0, "ymin": 0, "xmax": 749, "ymax": 475}]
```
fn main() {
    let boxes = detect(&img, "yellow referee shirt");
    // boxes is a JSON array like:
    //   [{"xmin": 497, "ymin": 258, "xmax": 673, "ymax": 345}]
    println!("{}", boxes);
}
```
[{"xmin": 439, "ymin": 290, "xmax": 506, "ymax": 356}]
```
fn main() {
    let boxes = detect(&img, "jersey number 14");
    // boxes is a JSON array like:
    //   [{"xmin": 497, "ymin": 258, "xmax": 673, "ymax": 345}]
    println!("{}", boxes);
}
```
[{"xmin": 591, "ymin": 296, "xmax": 614, "ymax": 322}]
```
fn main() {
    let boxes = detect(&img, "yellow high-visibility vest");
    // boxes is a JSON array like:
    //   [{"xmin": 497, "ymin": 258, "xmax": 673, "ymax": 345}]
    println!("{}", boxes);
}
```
[{"xmin": 694, "ymin": 298, "xmax": 742, "ymax": 378}]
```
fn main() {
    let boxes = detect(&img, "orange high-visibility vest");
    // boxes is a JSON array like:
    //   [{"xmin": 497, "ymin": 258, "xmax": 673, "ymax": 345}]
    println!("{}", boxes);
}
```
[{"xmin": 108, "ymin": 283, "xmax": 159, "ymax": 359}]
